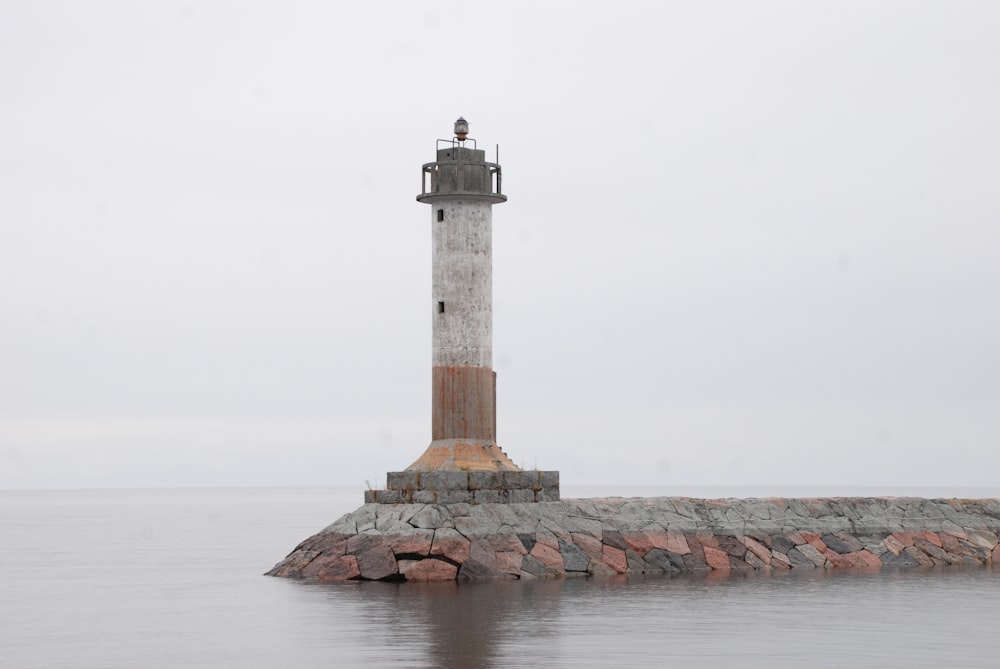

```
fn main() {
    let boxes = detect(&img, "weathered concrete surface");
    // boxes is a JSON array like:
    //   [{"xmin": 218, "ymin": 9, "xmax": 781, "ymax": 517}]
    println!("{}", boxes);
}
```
[
  {"xmin": 404, "ymin": 439, "xmax": 519, "ymax": 473},
  {"xmin": 365, "ymin": 468, "xmax": 560, "ymax": 505},
  {"xmin": 268, "ymin": 496, "xmax": 1000, "ymax": 582}
]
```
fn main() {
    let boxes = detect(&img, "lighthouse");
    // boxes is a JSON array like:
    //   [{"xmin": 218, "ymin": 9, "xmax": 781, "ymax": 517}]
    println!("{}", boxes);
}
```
[
  {"xmin": 408, "ymin": 117, "xmax": 517, "ymax": 472},
  {"xmin": 364, "ymin": 119, "xmax": 558, "ymax": 505}
]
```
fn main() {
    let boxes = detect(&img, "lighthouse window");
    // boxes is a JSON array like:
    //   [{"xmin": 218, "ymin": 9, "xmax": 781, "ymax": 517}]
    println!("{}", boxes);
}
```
[
  {"xmin": 437, "ymin": 301, "xmax": 445, "ymax": 314},
  {"xmin": 437, "ymin": 209, "xmax": 444, "ymax": 222}
]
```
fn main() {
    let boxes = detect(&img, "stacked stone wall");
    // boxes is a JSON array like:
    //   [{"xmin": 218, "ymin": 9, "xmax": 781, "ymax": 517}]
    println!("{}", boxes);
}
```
[
  {"xmin": 268, "ymin": 496, "xmax": 1000, "ymax": 583},
  {"xmin": 363, "ymin": 470, "xmax": 560, "ymax": 505}
]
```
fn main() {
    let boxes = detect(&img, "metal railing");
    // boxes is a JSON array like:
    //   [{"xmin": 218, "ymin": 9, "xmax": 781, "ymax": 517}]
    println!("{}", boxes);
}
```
[{"xmin": 419, "ymin": 161, "xmax": 503, "ymax": 198}]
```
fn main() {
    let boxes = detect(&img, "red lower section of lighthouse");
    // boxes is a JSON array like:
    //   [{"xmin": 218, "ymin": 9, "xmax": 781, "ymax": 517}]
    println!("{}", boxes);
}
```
[
  {"xmin": 431, "ymin": 365, "xmax": 496, "ymax": 441},
  {"xmin": 403, "ymin": 365, "xmax": 519, "ymax": 472}
]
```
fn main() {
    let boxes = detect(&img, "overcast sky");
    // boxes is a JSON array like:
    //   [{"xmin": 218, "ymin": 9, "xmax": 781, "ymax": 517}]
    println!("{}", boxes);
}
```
[{"xmin": 2, "ymin": 1, "xmax": 998, "ymax": 491}]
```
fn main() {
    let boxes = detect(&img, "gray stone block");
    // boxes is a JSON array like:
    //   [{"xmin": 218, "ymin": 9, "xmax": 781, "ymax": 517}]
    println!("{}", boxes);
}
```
[
  {"xmin": 823, "ymin": 533, "xmax": 864, "ymax": 554},
  {"xmin": 502, "ymin": 471, "xmax": 539, "ymax": 490},
  {"xmin": 437, "ymin": 489, "xmax": 473, "ymax": 505},
  {"xmin": 768, "ymin": 534, "xmax": 795, "ymax": 553},
  {"xmin": 420, "ymin": 470, "xmax": 469, "ymax": 491},
  {"xmin": 536, "ymin": 486, "xmax": 560, "ymax": 502},
  {"xmin": 520, "ymin": 555, "xmax": 548, "ymax": 577},
  {"xmin": 786, "ymin": 547, "xmax": 816, "ymax": 567},
  {"xmin": 473, "ymin": 489, "xmax": 501, "ymax": 504},
  {"xmin": 468, "ymin": 470, "xmax": 500, "ymax": 490},
  {"xmin": 504, "ymin": 489, "xmax": 535, "ymax": 504},
  {"xmin": 881, "ymin": 550, "xmax": 920, "ymax": 568},
  {"xmin": 446, "ymin": 470, "xmax": 471, "ymax": 490},
  {"xmin": 602, "ymin": 530, "xmax": 626, "ymax": 550},
  {"xmin": 643, "ymin": 548, "xmax": 686, "ymax": 573},
  {"xmin": 558, "ymin": 539, "xmax": 590, "ymax": 572},
  {"xmin": 372, "ymin": 489, "xmax": 406, "ymax": 505},
  {"xmin": 363, "ymin": 490, "xmax": 377, "ymax": 504},
  {"xmin": 412, "ymin": 490, "xmax": 437, "ymax": 504},
  {"xmin": 387, "ymin": 471, "xmax": 418, "ymax": 491},
  {"xmin": 540, "ymin": 471, "xmax": 559, "ymax": 489}
]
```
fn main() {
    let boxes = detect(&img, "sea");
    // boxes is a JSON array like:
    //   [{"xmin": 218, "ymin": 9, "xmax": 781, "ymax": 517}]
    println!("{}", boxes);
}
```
[{"xmin": 2, "ymin": 485, "xmax": 998, "ymax": 668}]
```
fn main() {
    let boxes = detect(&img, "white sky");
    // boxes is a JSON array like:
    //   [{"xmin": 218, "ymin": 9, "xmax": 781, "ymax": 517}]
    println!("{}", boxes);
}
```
[{"xmin": 2, "ymin": 1, "xmax": 998, "ymax": 490}]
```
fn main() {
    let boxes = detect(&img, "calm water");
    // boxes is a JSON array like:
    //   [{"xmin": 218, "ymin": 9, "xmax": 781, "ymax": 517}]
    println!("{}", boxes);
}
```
[{"xmin": 1, "ymin": 486, "xmax": 998, "ymax": 668}]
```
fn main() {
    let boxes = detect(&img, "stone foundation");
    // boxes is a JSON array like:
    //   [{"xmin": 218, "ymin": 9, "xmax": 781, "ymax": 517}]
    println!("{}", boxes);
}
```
[
  {"xmin": 363, "ymin": 470, "xmax": 560, "ymax": 505},
  {"xmin": 268, "ymin": 496, "xmax": 1000, "ymax": 582}
]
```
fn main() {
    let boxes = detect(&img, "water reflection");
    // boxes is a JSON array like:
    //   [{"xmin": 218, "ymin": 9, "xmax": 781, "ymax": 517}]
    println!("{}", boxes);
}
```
[
  {"xmin": 299, "ymin": 578, "xmax": 573, "ymax": 667},
  {"xmin": 289, "ymin": 565, "xmax": 997, "ymax": 669}
]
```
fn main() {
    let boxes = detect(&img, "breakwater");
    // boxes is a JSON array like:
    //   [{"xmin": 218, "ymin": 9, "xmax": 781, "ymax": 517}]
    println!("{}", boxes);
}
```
[{"xmin": 267, "ymin": 496, "xmax": 1000, "ymax": 582}]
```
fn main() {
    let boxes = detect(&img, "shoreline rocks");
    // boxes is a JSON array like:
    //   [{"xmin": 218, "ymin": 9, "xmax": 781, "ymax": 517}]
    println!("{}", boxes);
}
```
[{"xmin": 267, "ymin": 496, "xmax": 1000, "ymax": 583}]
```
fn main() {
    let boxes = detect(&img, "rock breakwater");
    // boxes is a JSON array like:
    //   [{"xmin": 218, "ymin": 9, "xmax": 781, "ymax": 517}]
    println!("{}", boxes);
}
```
[{"xmin": 267, "ymin": 496, "xmax": 1000, "ymax": 583}]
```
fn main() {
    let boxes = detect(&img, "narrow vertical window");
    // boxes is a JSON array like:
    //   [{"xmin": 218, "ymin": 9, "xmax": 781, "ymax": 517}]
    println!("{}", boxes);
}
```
[
  {"xmin": 437, "ymin": 209, "xmax": 444, "ymax": 222},
  {"xmin": 437, "ymin": 301, "xmax": 445, "ymax": 314}
]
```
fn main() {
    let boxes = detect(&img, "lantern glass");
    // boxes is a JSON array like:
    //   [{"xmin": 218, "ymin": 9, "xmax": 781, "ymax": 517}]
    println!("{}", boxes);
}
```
[{"xmin": 454, "ymin": 118, "xmax": 469, "ymax": 137}]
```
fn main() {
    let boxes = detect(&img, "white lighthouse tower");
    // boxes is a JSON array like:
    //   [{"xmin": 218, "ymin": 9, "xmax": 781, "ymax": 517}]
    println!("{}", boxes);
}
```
[
  {"xmin": 408, "ymin": 117, "xmax": 518, "ymax": 472},
  {"xmin": 364, "ymin": 119, "xmax": 558, "ymax": 505}
]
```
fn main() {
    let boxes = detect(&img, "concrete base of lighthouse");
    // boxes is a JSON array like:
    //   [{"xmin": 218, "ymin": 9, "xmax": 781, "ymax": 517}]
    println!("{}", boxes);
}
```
[
  {"xmin": 364, "ymin": 466, "xmax": 560, "ymax": 505},
  {"xmin": 364, "ymin": 440, "xmax": 560, "ymax": 505},
  {"xmin": 406, "ymin": 438, "xmax": 518, "ymax": 472}
]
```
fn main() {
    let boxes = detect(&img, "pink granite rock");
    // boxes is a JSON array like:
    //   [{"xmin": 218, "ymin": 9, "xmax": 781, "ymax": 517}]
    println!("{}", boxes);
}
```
[
  {"xmin": 302, "ymin": 534, "xmax": 350, "ymax": 555},
  {"xmin": 717, "ymin": 535, "xmax": 747, "ymax": 559},
  {"xmin": 846, "ymin": 550, "xmax": 883, "ymax": 569},
  {"xmin": 685, "ymin": 535, "xmax": 707, "ymax": 567},
  {"xmin": 795, "ymin": 543, "xmax": 828, "ymax": 568},
  {"xmin": 646, "ymin": 530, "xmax": 672, "ymax": 551},
  {"xmin": 622, "ymin": 531, "xmax": 657, "ymax": 557},
  {"xmin": 695, "ymin": 533, "xmax": 721, "ymax": 550},
  {"xmin": 770, "ymin": 551, "xmax": 792, "ymax": 569},
  {"xmin": 800, "ymin": 532, "xmax": 828, "ymax": 553},
  {"xmin": 390, "ymin": 529, "xmax": 434, "ymax": 557},
  {"xmin": 921, "ymin": 531, "xmax": 943, "ymax": 548},
  {"xmin": 883, "ymin": 535, "xmax": 906, "ymax": 556},
  {"xmin": 703, "ymin": 546, "xmax": 731, "ymax": 571},
  {"xmin": 666, "ymin": 531, "xmax": 691, "ymax": 555},
  {"xmin": 821, "ymin": 549, "xmax": 854, "ymax": 569},
  {"xmin": 741, "ymin": 536, "xmax": 772, "ymax": 564},
  {"xmin": 296, "ymin": 544, "xmax": 347, "ymax": 579},
  {"xmin": 399, "ymin": 558, "xmax": 458, "ymax": 582},
  {"xmin": 346, "ymin": 533, "xmax": 384, "ymax": 554},
  {"xmin": 903, "ymin": 545, "xmax": 935, "ymax": 566},
  {"xmin": 530, "ymin": 541, "xmax": 565, "ymax": 574},
  {"xmin": 314, "ymin": 555, "xmax": 361, "ymax": 581},
  {"xmin": 913, "ymin": 539, "xmax": 951, "ymax": 565},
  {"xmin": 602, "ymin": 544, "xmax": 628, "ymax": 574},
  {"xmin": 430, "ymin": 528, "xmax": 471, "ymax": 564},
  {"xmin": 535, "ymin": 531, "xmax": 560, "ymax": 551},
  {"xmin": 571, "ymin": 532, "xmax": 605, "ymax": 562},
  {"xmin": 357, "ymin": 545, "xmax": 398, "ymax": 581},
  {"xmin": 891, "ymin": 532, "xmax": 915, "ymax": 548},
  {"xmin": 495, "ymin": 551, "xmax": 524, "ymax": 575},
  {"xmin": 489, "ymin": 533, "xmax": 527, "ymax": 554},
  {"xmin": 939, "ymin": 532, "xmax": 962, "ymax": 555},
  {"xmin": 744, "ymin": 551, "xmax": 768, "ymax": 570}
]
